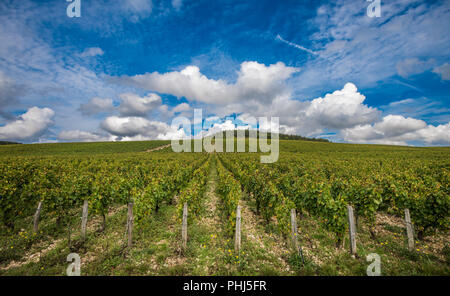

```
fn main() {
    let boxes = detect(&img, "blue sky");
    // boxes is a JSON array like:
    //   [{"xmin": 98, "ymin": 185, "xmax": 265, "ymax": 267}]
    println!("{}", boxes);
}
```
[{"xmin": 0, "ymin": 0, "xmax": 449, "ymax": 145}]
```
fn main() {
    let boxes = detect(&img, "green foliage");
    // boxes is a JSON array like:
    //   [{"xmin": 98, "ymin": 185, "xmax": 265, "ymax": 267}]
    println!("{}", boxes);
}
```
[
  {"xmin": 0, "ymin": 139, "xmax": 448, "ymax": 243},
  {"xmin": 219, "ymin": 144, "xmax": 449, "ymax": 241},
  {"xmin": 177, "ymin": 157, "xmax": 211, "ymax": 222},
  {"xmin": 0, "ymin": 149, "xmax": 207, "ymax": 232},
  {"xmin": 219, "ymin": 154, "xmax": 294, "ymax": 236},
  {"xmin": 216, "ymin": 158, "xmax": 241, "ymax": 236},
  {"xmin": 0, "ymin": 140, "xmax": 170, "ymax": 156}
]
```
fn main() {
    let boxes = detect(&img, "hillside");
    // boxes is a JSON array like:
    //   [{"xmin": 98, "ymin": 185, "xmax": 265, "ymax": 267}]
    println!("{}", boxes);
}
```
[{"xmin": 0, "ymin": 140, "xmax": 448, "ymax": 276}]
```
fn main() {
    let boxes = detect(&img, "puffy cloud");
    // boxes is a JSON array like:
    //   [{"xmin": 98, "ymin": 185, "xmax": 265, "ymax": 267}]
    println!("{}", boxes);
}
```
[
  {"xmin": 154, "ymin": 127, "xmax": 188, "ymax": 140},
  {"xmin": 236, "ymin": 62, "xmax": 299, "ymax": 103},
  {"xmin": 100, "ymin": 115, "xmax": 186, "ymax": 140},
  {"xmin": 79, "ymin": 97, "xmax": 114, "ymax": 116},
  {"xmin": 118, "ymin": 93, "xmax": 161, "ymax": 117},
  {"xmin": 218, "ymin": 82, "xmax": 449, "ymax": 146},
  {"xmin": 101, "ymin": 116, "xmax": 153, "ymax": 137},
  {"xmin": 77, "ymin": 78, "xmax": 449, "ymax": 146},
  {"xmin": 342, "ymin": 115, "xmax": 450, "ymax": 146},
  {"xmin": 0, "ymin": 107, "xmax": 54, "ymax": 141},
  {"xmin": 373, "ymin": 115, "xmax": 427, "ymax": 138},
  {"xmin": 122, "ymin": 77, "xmax": 441, "ymax": 146},
  {"xmin": 114, "ymin": 61, "xmax": 299, "ymax": 104},
  {"xmin": 58, "ymin": 130, "xmax": 114, "ymax": 142},
  {"xmin": 113, "ymin": 62, "xmax": 398, "ymax": 140},
  {"xmin": 304, "ymin": 83, "xmax": 380, "ymax": 129},
  {"xmin": 211, "ymin": 83, "xmax": 380, "ymax": 137},
  {"xmin": 172, "ymin": 103, "xmax": 190, "ymax": 113},
  {"xmin": 79, "ymin": 47, "xmax": 104, "ymax": 58},
  {"xmin": 396, "ymin": 58, "xmax": 434, "ymax": 78},
  {"xmin": 433, "ymin": 63, "xmax": 450, "ymax": 80},
  {"xmin": 213, "ymin": 81, "xmax": 446, "ymax": 146},
  {"xmin": 415, "ymin": 123, "xmax": 450, "ymax": 145}
]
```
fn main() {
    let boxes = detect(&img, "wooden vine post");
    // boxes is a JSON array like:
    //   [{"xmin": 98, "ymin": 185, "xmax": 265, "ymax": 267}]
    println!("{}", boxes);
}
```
[
  {"xmin": 33, "ymin": 201, "xmax": 43, "ymax": 233},
  {"xmin": 234, "ymin": 205, "xmax": 241, "ymax": 253},
  {"xmin": 347, "ymin": 205, "xmax": 357, "ymax": 256},
  {"xmin": 404, "ymin": 208, "xmax": 415, "ymax": 251},
  {"xmin": 290, "ymin": 209, "xmax": 305, "ymax": 264},
  {"xmin": 290, "ymin": 209, "xmax": 299, "ymax": 251},
  {"xmin": 81, "ymin": 200, "xmax": 89, "ymax": 241},
  {"xmin": 127, "ymin": 202, "xmax": 134, "ymax": 249},
  {"xmin": 182, "ymin": 202, "xmax": 188, "ymax": 250}
]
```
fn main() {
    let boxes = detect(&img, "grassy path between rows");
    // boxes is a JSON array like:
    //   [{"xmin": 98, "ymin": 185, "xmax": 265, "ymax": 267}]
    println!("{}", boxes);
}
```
[{"xmin": 181, "ymin": 155, "xmax": 296, "ymax": 275}]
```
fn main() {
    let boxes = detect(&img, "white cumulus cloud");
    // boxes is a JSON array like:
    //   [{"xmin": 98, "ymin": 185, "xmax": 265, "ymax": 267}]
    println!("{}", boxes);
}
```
[
  {"xmin": 0, "ymin": 107, "xmax": 54, "ymax": 141},
  {"xmin": 342, "ymin": 115, "xmax": 450, "ymax": 146},
  {"xmin": 172, "ymin": 103, "xmax": 190, "ymax": 113},
  {"xmin": 118, "ymin": 93, "xmax": 161, "ymax": 117},
  {"xmin": 305, "ymin": 83, "xmax": 380, "ymax": 129},
  {"xmin": 115, "ymin": 61, "xmax": 299, "ymax": 104},
  {"xmin": 100, "ymin": 115, "xmax": 187, "ymax": 140}
]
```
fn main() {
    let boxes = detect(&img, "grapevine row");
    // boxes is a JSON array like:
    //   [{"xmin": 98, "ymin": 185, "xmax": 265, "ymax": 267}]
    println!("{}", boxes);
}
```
[{"xmin": 216, "ymin": 157, "xmax": 241, "ymax": 236}]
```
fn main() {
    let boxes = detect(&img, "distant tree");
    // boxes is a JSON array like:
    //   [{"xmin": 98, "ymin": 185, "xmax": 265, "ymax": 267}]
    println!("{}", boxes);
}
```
[{"xmin": 0, "ymin": 141, "xmax": 21, "ymax": 145}]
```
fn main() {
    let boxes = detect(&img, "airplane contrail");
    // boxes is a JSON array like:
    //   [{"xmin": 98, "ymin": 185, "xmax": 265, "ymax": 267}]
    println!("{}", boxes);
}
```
[{"xmin": 276, "ymin": 34, "xmax": 318, "ymax": 55}]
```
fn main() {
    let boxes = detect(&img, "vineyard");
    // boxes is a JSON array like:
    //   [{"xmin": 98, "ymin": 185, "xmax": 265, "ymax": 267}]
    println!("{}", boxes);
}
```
[{"xmin": 0, "ymin": 140, "xmax": 449, "ymax": 275}]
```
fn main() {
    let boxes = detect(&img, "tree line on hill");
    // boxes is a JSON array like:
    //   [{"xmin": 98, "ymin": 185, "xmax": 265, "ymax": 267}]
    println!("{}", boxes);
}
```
[
  {"xmin": 0, "ymin": 141, "xmax": 21, "ymax": 145},
  {"xmin": 210, "ymin": 130, "xmax": 330, "ymax": 142}
]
